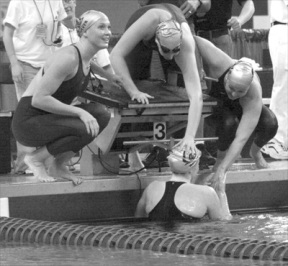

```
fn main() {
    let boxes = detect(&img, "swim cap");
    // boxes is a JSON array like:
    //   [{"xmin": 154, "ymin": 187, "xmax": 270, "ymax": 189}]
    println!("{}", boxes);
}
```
[
  {"xmin": 77, "ymin": 10, "xmax": 107, "ymax": 37},
  {"xmin": 168, "ymin": 147, "xmax": 201, "ymax": 174},
  {"xmin": 225, "ymin": 61, "xmax": 254, "ymax": 92},
  {"xmin": 156, "ymin": 20, "xmax": 182, "ymax": 48}
]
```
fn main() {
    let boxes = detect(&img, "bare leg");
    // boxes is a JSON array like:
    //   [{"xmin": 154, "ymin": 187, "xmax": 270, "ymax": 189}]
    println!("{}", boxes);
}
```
[
  {"xmin": 250, "ymin": 142, "xmax": 269, "ymax": 169},
  {"xmin": 212, "ymin": 150, "xmax": 227, "ymax": 172},
  {"xmin": 48, "ymin": 151, "xmax": 82, "ymax": 186},
  {"xmin": 129, "ymin": 151, "xmax": 146, "ymax": 172},
  {"xmin": 24, "ymin": 147, "xmax": 56, "ymax": 182},
  {"xmin": 14, "ymin": 142, "xmax": 35, "ymax": 174}
]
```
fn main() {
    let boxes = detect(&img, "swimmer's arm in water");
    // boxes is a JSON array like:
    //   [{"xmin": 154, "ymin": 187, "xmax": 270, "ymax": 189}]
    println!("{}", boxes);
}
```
[
  {"xmin": 206, "ymin": 183, "xmax": 232, "ymax": 220},
  {"xmin": 135, "ymin": 189, "xmax": 149, "ymax": 218},
  {"xmin": 110, "ymin": 11, "xmax": 159, "ymax": 104}
]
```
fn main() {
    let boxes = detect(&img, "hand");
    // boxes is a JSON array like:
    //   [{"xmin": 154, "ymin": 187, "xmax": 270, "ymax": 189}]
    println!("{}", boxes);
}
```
[
  {"xmin": 79, "ymin": 110, "xmax": 99, "ymax": 137},
  {"xmin": 180, "ymin": 0, "xmax": 199, "ymax": 18},
  {"xmin": 131, "ymin": 91, "xmax": 154, "ymax": 104},
  {"xmin": 211, "ymin": 170, "xmax": 226, "ymax": 193},
  {"xmin": 173, "ymin": 137, "xmax": 197, "ymax": 158},
  {"xmin": 11, "ymin": 62, "xmax": 24, "ymax": 83},
  {"xmin": 227, "ymin": 17, "xmax": 242, "ymax": 31}
]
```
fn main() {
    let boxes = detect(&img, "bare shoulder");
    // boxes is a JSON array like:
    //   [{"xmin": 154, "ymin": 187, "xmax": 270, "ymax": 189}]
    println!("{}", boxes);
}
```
[
  {"xmin": 45, "ymin": 46, "xmax": 78, "ymax": 77},
  {"xmin": 241, "ymin": 75, "xmax": 262, "ymax": 106},
  {"xmin": 175, "ymin": 184, "xmax": 210, "ymax": 218},
  {"xmin": 144, "ymin": 181, "xmax": 166, "ymax": 214},
  {"xmin": 146, "ymin": 181, "xmax": 166, "ymax": 195}
]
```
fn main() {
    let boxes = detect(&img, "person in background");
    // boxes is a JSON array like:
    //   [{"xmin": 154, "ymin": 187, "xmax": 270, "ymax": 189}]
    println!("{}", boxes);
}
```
[
  {"xmin": 135, "ymin": 146, "xmax": 232, "ymax": 221},
  {"xmin": 138, "ymin": 0, "xmax": 211, "ymax": 33},
  {"xmin": 194, "ymin": 36, "xmax": 278, "ymax": 191},
  {"xmin": 194, "ymin": 0, "xmax": 255, "ymax": 56},
  {"xmin": 3, "ymin": 0, "xmax": 67, "ymax": 174},
  {"xmin": 11, "ymin": 10, "xmax": 112, "ymax": 185},
  {"xmin": 261, "ymin": 0, "xmax": 288, "ymax": 160},
  {"xmin": 110, "ymin": 4, "xmax": 202, "ymax": 166}
]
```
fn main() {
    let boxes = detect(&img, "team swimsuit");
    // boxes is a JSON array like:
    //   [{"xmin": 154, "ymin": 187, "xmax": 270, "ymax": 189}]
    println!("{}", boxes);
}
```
[
  {"xmin": 149, "ymin": 181, "xmax": 201, "ymax": 221},
  {"xmin": 12, "ymin": 46, "xmax": 110, "ymax": 156}
]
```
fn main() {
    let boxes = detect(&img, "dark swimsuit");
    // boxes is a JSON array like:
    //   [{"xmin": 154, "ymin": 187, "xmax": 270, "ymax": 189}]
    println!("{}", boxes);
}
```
[
  {"xmin": 149, "ymin": 181, "xmax": 200, "ymax": 221},
  {"xmin": 12, "ymin": 46, "xmax": 110, "ymax": 155}
]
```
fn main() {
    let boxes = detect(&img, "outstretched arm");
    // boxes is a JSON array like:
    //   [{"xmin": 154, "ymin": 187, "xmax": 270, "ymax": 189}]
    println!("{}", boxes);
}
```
[
  {"xmin": 194, "ymin": 36, "xmax": 234, "ymax": 78},
  {"xmin": 110, "ymin": 10, "xmax": 161, "ymax": 104},
  {"xmin": 173, "ymin": 25, "xmax": 203, "ymax": 155},
  {"xmin": 212, "ymin": 80, "xmax": 262, "ymax": 190},
  {"xmin": 207, "ymin": 176, "xmax": 232, "ymax": 220}
]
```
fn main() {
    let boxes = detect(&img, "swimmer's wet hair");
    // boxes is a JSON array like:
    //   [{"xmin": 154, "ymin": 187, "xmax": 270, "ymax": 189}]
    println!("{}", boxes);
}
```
[
  {"xmin": 156, "ymin": 20, "xmax": 182, "ymax": 40},
  {"xmin": 77, "ymin": 10, "xmax": 107, "ymax": 37}
]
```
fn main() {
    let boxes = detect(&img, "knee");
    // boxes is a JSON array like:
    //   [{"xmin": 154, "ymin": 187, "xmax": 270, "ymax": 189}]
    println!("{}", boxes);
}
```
[
  {"xmin": 222, "ymin": 116, "xmax": 238, "ymax": 132},
  {"xmin": 97, "ymin": 110, "xmax": 111, "ymax": 133},
  {"xmin": 266, "ymin": 116, "xmax": 278, "ymax": 140}
]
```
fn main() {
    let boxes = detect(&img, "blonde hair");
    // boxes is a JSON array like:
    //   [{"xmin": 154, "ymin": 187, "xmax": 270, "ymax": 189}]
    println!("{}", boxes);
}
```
[
  {"xmin": 77, "ymin": 10, "xmax": 107, "ymax": 37},
  {"xmin": 225, "ymin": 61, "xmax": 254, "ymax": 91}
]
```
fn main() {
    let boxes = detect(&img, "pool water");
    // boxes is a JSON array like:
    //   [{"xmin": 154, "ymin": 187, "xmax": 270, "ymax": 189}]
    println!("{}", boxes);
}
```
[{"xmin": 1, "ymin": 212, "xmax": 287, "ymax": 266}]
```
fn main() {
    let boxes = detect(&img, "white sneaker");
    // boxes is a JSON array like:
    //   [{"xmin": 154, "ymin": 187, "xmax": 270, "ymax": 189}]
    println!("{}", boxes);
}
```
[{"xmin": 261, "ymin": 140, "xmax": 288, "ymax": 160}]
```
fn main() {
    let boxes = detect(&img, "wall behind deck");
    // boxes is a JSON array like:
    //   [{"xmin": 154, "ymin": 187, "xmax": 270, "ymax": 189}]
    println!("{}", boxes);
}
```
[
  {"xmin": 75, "ymin": 0, "xmax": 139, "ymax": 34},
  {"xmin": 1, "ymin": 0, "xmax": 272, "ymax": 37}
]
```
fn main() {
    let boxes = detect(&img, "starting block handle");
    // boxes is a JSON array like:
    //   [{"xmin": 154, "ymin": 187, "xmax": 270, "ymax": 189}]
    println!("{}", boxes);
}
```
[{"xmin": 123, "ymin": 137, "xmax": 218, "ymax": 146}]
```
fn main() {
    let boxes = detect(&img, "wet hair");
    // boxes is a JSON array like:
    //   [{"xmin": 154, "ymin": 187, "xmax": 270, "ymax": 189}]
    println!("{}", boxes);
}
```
[
  {"xmin": 168, "ymin": 147, "xmax": 201, "ymax": 174},
  {"xmin": 225, "ymin": 61, "xmax": 254, "ymax": 91},
  {"xmin": 77, "ymin": 10, "xmax": 107, "ymax": 37}
]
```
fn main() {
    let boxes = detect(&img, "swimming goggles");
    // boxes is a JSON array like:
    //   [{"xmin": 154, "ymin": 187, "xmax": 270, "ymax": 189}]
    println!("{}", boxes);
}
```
[{"xmin": 160, "ymin": 44, "xmax": 181, "ymax": 54}]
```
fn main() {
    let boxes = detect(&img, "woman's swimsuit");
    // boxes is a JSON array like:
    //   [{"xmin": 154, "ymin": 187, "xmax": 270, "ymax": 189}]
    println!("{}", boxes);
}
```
[{"xmin": 149, "ymin": 181, "xmax": 200, "ymax": 221}]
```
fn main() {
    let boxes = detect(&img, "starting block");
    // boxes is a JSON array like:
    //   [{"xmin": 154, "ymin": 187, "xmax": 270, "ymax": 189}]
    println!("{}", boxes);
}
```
[{"xmin": 79, "ymin": 80, "xmax": 218, "ymax": 175}]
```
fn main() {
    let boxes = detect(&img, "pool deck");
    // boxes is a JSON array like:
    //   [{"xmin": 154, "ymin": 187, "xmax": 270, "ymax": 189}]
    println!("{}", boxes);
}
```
[
  {"xmin": 0, "ymin": 158, "xmax": 287, "ymax": 222},
  {"xmin": 0, "ymin": 158, "xmax": 287, "ymax": 197}
]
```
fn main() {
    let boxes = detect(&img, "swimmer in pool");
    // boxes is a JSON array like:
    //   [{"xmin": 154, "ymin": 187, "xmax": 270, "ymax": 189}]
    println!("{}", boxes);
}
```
[
  {"xmin": 110, "ymin": 4, "xmax": 202, "ymax": 156},
  {"xmin": 194, "ymin": 36, "xmax": 278, "ymax": 191},
  {"xmin": 12, "ymin": 11, "xmax": 112, "ymax": 185},
  {"xmin": 135, "ymin": 146, "xmax": 232, "ymax": 221}
]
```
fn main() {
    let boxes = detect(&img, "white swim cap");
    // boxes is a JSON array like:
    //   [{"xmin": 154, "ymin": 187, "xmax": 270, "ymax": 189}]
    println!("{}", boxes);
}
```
[
  {"xmin": 225, "ymin": 61, "xmax": 254, "ymax": 92},
  {"xmin": 168, "ymin": 147, "xmax": 201, "ymax": 174},
  {"xmin": 77, "ymin": 10, "xmax": 107, "ymax": 37},
  {"xmin": 156, "ymin": 20, "xmax": 182, "ymax": 48}
]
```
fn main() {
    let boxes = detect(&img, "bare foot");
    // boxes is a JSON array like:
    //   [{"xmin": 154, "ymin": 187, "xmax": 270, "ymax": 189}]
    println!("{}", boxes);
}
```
[
  {"xmin": 24, "ymin": 155, "xmax": 56, "ymax": 182},
  {"xmin": 250, "ymin": 149, "xmax": 268, "ymax": 169},
  {"xmin": 48, "ymin": 162, "xmax": 82, "ymax": 186}
]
